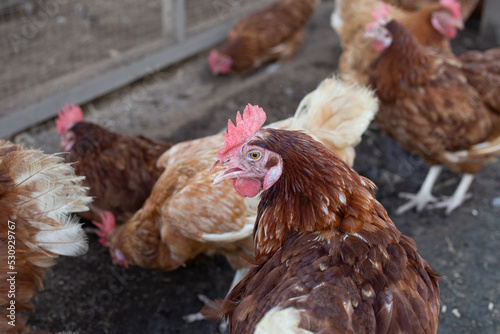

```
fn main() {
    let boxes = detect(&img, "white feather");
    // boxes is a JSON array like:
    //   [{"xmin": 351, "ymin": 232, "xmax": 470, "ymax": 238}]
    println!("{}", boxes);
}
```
[
  {"xmin": 288, "ymin": 76, "xmax": 378, "ymax": 165},
  {"xmin": 201, "ymin": 223, "xmax": 254, "ymax": 242},
  {"xmin": 443, "ymin": 137, "xmax": 500, "ymax": 162},
  {"xmin": 34, "ymin": 216, "xmax": 88, "ymax": 256},
  {"xmin": 331, "ymin": 0, "xmax": 344, "ymax": 33},
  {"xmin": 1, "ymin": 141, "xmax": 92, "ymax": 257},
  {"xmin": 255, "ymin": 307, "xmax": 313, "ymax": 334}
]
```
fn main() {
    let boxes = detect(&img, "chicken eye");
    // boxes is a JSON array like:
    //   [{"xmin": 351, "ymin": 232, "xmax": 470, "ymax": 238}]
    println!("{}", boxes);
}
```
[{"xmin": 248, "ymin": 151, "xmax": 261, "ymax": 160}]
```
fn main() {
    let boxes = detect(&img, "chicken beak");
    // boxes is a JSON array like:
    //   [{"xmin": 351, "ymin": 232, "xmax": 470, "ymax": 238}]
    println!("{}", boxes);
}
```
[
  {"xmin": 211, "ymin": 160, "xmax": 229, "ymax": 185},
  {"xmin": 453, "ymin": 17, "xmax": 464, "ymax": 30},
  {"xmin": 211, "ymin": 160, "xmax": 224, "ymax": 174},
  {"xmin": 211, "ymin": 159, "xmax": 245, "ymax": 185}
]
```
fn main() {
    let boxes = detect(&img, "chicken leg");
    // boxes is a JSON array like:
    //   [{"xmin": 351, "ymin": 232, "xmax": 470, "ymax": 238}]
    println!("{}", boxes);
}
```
[
  {"xmin": 183, "ymin": 268, "xmax": 249, "ymax": 325},
  {"xmin": 396, "ymin": 165, "xmax": 442, "ymax": 215},
  {"xmin": 429, "ymin": 173, "xmax": 474, "ymax": 215}
]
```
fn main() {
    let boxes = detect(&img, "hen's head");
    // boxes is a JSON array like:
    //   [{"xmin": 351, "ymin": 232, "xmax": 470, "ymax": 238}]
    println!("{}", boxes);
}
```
[
  {"xmin": 431, "ymin": 0, "xmax": 464, "ymax": 39},
  {"xmin": 208, "ymin": 49, "xmax": 233, "ymax": 75},
  {"xmin": 212, "ymin": 104, "xmax": 282, "ymax": 197},
  {"xmin": 93, "ymin": 212, "xmax": 129, "ymax": 269},
  {"xmin": 56, "ymin": 104, "xmax": 83, "ymax": 151},
  {"xmin": 365, "ymin": 3, "xmax": 393, "ymax": 52}
]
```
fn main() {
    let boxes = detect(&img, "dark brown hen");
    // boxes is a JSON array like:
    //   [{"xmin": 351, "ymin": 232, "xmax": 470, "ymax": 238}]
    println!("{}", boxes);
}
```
[
  {"xmin": 56, "ymin": 104, "xmax": 174, "ymax": 223},
  {"xmin": 203, "ymin": 106, "xmax": 440, "ymax": 333}
]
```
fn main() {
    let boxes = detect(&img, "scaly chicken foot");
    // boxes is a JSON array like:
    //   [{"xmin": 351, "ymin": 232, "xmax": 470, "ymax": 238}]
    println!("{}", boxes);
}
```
[
  {"xmin": 396, "ymin": 165, "xmax": 442, "ymax": 215},
  {"xmin": 428, "ymin": 173, "xmax": 474, "ymax": 215}
]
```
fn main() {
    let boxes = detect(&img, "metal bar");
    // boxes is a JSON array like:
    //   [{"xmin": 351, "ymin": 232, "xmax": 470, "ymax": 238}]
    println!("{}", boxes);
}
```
[
  {"xmin": 161, "ymin": 0, "xmax": 174, "ymax": 37},
  {"xmin": 175, "ymin": 0, "xmax": 186, "ymax": 42},
  {"xmin": 0, "ymin": 20, "xmax": 235, "ymax": 138}
]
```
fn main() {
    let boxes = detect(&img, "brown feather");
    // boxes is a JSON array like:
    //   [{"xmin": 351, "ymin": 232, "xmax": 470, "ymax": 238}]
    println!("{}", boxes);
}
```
[{"xmin": 459, "ymin": 47, "xmax": 500, "ymax": 112}]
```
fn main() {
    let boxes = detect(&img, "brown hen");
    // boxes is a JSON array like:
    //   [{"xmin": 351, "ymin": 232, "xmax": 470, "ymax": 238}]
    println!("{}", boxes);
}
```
[
  {"xmin": 332, "ymin": 0, "xmax": 464, "ymax": 85},
  {"xmin": 203, "ymin": 106, "xmax": 440, "ymax": 333},
  {"xmin": 56, "ymin": 104, "xmax": 173, "ymax": 223},
  {"xmin": 366, "ymin": 11, "xmax": 500, "ymax": 214},
  {"xmin": 209, "ymin": 0, "xmax": 319, "ymax": 75}
]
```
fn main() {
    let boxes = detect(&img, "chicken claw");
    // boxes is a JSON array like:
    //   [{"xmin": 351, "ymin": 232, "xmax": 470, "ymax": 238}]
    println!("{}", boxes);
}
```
[
  {"xmin": 396, "ymin": 191, "xmax": 438, "ymax": 214},
  {"xmin": 395, "ymin": 166, "xmax": 442, "ymax": 215},
  {"xmin": 428, "ymin": 173, "xmax": 474, "ymax": 215}
]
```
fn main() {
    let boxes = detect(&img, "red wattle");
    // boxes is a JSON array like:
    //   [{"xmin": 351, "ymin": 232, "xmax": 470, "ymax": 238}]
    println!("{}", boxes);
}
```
[{"xmin": 232, "ymin": 178, "xmax": 262, "ymax": 197}]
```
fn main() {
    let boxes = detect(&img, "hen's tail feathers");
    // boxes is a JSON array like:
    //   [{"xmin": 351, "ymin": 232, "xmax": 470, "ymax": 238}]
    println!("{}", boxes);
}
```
[
  {"xmin": 443, "ymin": 136, "xmax": 500, "ymax": 163},
  {"xmin": 200, "ymin": 298, "xmax": 227, "ymax": 322},
  {"xmin": 290, "ymin": 76, "xmax": 378, "ymax": 165},
  {"xmin": 0, "ymin": 140, "xmax": 91, "ymax": 333}
]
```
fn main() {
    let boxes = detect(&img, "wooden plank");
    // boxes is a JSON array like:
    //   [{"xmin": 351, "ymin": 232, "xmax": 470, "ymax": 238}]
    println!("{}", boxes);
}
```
[
  {"xmin": 480, "ymin": 0, "xmax": 500, "ymax": 47},
  {"xmin": 0, "ymin": 20, "xmax": 234, "ymax": 139}
]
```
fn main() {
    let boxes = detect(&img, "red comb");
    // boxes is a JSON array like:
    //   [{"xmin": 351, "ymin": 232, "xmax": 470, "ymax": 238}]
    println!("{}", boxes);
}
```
[
  {"xmin": 371, "ymin": 2, "xmax": 392, "ymax": 24},
  {"xmin": 217, "ymin": 104, "xmax": 266, "ymax": 160},
  {"xmin": 440, "ymin": 0, "xmax": 461, "ymax": 19},
  {"xmin": 92, "ymin": 211, "xmax": 116, "ymax": 247},
  {"xmin": 56, "ymin": 103, "xmax": 83, "ymax": 134}
]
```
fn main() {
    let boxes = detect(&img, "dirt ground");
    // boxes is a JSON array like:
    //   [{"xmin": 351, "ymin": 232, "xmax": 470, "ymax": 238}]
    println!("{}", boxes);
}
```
[{"xmin": 9, "ymin": 2, "xmax": 500, "ymax": 334}]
